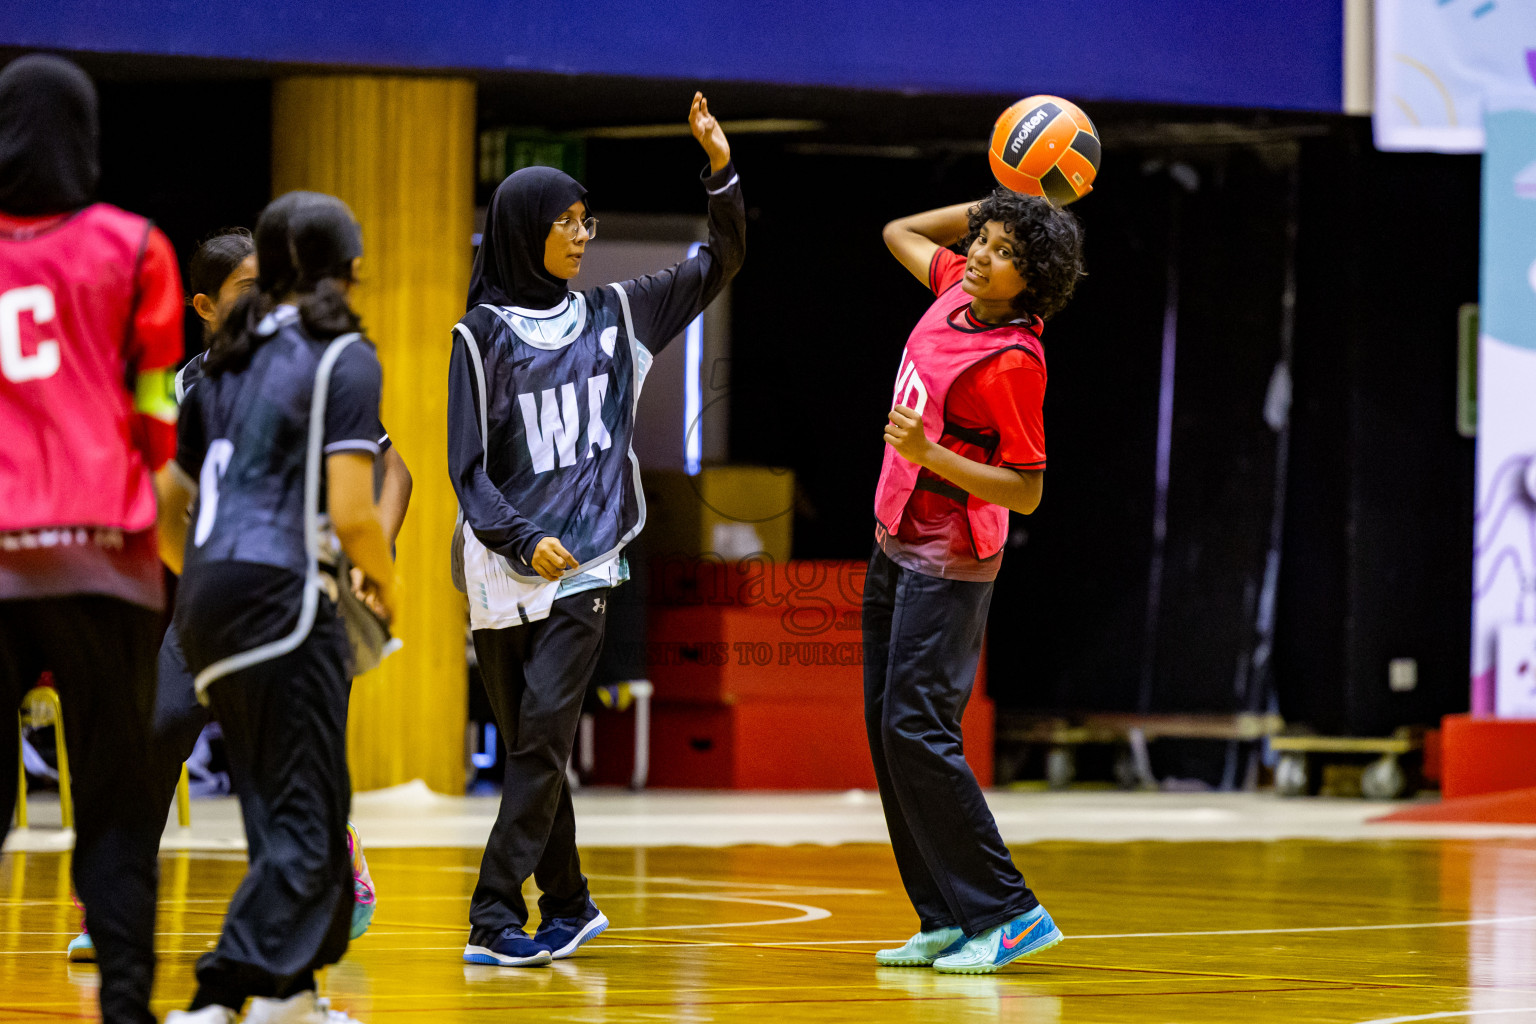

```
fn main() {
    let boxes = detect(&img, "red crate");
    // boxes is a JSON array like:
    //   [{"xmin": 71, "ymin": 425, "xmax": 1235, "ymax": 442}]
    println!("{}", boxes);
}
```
[
  {"xmin": 649, "ymin": 557, "xmax": 869, "ymax": 610},
  {"xmin": 596, "ymin": 557, "xmax": 994, "ymax": 789},
  {"xmin": 648, "ymin": 604, "xmax": 864, "ymax": 703},
  {"xmin": 1441, "ymin": 714, "xmax": 1536, "ymax": 798},
  {"xmin": 591, "ymin": 667, "xmax": 994, "ymax": 790}
]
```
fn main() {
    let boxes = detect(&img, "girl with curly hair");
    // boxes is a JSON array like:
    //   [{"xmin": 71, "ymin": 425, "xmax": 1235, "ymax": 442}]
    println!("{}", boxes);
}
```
[{"xmin": 866, "ymin": 188, "xmax": 1084, "ymax": 974}]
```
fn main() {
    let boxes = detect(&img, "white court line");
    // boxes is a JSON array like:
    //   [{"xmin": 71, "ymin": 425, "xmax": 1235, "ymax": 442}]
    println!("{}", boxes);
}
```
[
  {"xmin": 584, "ymin": 872, "xmax": 881, "ymax": 895},
  {"xmin": 5, "ymin": 914, "xmax": 1533, "ymax": 943},
  {"xmin": 8, "ymin": 914, "xmax": 1534, "ymax": 943},
  {"xmin": 445, "ymin": 866, "xmax": 880, "ymax": 897},
  {"xmin": 1068, "ymin": 915, "xmax": 1536, "ymax": 940},
  {"xmin": 1353, "ymin": 1010, "xmax": 1536, "ymax": 1023},
  {"xmin": 605, "ymin": 895, "xmax": 831, "ymax": 932}
]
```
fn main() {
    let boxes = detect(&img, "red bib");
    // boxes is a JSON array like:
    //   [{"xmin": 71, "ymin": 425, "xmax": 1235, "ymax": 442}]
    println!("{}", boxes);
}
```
[
  {"xmin": 1, "ymin": 204, "xmax": 157, "ymax": 533},
  {"xmin": 873, "ymin": 286, "xmax": 1044, "ymax": 560}
]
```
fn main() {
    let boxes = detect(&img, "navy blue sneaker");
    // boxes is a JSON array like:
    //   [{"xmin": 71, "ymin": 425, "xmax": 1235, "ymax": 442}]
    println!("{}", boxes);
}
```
[
  {"xmin": 463, "ymin": 927, "xmax": 552, "ymax": 967},
  {"xmin": 533, "ymin": 898, "xmax": 609, "ymax": 960}
]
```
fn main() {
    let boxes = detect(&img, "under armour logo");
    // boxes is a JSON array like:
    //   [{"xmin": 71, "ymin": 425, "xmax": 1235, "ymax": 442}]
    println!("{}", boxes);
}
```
[{"xmin": 593, "ymin": 597, "xmax": 607, "ymax": 614}]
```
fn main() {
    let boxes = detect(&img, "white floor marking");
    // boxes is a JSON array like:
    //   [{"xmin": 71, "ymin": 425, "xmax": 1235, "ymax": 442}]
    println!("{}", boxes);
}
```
[
  {"xmin": 584, "ymin": 872, "xmax": 881, "ymax": 895},
  {"xmin": 438, "ymin": 866, "xmax": 879, "ymax": 897},
  {"xmin": 1353, "ymin": 1009, "xmax": 1536, "ymax": 1023},
  {"xmin": 603, "ymin": 894, "xmax": 831, "ymax": 932},
  {"xmin": 6, "ymin": 914, "xmax": 1532, "ymax": 945},
  {"xmin": 1068, "ymin": 915, "xmax": 1536, "ymax": 940}
]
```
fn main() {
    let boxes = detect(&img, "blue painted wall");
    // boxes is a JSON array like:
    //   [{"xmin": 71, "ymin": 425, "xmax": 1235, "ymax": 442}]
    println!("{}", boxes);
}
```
[{"xmin": 1, "ymin": 0, "xmax": 1343, "ymax": 111}]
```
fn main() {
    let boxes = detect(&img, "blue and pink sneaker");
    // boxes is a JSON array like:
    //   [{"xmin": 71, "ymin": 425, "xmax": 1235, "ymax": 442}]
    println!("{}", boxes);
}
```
[
  {"xmin": 66, "ymin": 930, "xmax": 94, "ymax": 962},
  {"xmin": 347, "ymin": 822, "xmax": 377, "ymax": 940},
  {"xmin": 932, "ymin": 905, "xmax": 1063, "ymax": 974},
  {"xmin": 66, "ymin": 893, "xmax": 93, "ymax": 962}
]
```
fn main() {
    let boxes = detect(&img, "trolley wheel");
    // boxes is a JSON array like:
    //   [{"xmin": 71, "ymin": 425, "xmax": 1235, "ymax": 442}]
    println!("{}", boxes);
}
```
[
  {"xmin": 994, "ymin": 750, "xmax": 1023, "ymax": 786},
  {"xmin": 1113, "ymin": 748, "xmax": 1141, "ymax": 790},
  {"xmin": 1045, "ymin": 745, "xmax": 1077, "ymax": 790},
  {"xmin": 1361, "ymin": 754, "xmax": 1407, "ymax": 800},
  {"xmin": 1275, "ymin": 752, "xmax": 1309, "ymax": 797}
]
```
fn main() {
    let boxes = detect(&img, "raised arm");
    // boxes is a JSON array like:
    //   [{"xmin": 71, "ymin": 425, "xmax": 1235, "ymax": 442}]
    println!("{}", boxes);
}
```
[
  {"xmin": 616, "ymin": 93, "xmax": 746, "ymax": 351},
  {"xmin": 882, "ymin": 202, "xmax": 977, "ymax": 287}
]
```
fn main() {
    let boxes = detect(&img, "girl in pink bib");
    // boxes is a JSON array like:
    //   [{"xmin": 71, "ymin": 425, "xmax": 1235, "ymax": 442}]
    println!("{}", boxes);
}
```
[{"xmin": 866, "ymin": 188, "xmax": 1084, "ymax": 974}]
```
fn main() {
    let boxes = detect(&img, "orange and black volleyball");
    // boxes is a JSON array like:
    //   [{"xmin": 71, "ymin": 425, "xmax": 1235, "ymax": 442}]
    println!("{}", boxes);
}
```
[{"xmin": 988, "ymin": 95, "xmax": 1100, "ymax": 205}]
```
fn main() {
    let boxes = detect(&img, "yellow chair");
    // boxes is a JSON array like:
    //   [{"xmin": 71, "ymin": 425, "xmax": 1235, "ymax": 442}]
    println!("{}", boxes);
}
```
[{"xmin": 16, "ymin": 685, "xmax": 191, "ymax": 830}]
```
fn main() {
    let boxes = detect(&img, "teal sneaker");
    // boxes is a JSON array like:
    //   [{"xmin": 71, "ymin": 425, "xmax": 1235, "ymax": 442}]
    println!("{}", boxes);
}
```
[
  {"xmin": 66, "ymin": 930, "xmax": 95, "ymax": 963},
  {"xmin": 875, "ymin": 926, "xmax": 967, "ymax": 966},
  {"xmin": 932, "ymin": 906, "xmax": 1063, "ymax": 974}
]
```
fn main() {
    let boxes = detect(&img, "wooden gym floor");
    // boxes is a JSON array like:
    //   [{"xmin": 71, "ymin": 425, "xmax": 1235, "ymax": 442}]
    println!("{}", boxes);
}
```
[{"xmin": 4, "ymin": 834, "xmax": 1536, "ymax": 1023}]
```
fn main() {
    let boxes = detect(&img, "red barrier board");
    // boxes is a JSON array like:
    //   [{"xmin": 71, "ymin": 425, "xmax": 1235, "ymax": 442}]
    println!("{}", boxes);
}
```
[{"xmin": 1440, "ymin": 714, "xmax": 1536, "ymax": 798}]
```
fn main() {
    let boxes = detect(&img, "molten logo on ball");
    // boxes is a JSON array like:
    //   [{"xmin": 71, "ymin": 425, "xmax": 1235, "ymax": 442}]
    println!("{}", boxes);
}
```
[
  {"xmin": 989, "ymin": 95, "xmax": 1100, "ymax": 206},
  {"xmin": 1006, "ymin": 105, "xmax": 1059, "ymax": 159}
]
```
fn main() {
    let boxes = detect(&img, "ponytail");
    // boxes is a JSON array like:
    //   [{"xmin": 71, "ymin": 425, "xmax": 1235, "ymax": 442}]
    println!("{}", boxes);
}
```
[
  {"xmin": 297, "ymin": 277, "xmax": 363, "ymax": 341},
  {"xmin": 198, "ymin": 191, "xmax": 365, "ymax": 376}
]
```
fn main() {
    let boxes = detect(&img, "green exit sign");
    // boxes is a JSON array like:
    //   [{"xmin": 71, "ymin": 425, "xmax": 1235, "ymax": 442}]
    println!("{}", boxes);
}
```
[
  {"xmin": 478, "ymin": 129, "xmax": 586, "ymax": 186},
  {"xmin": 1458, "ymin": 303, "xmax": 1477, "ymax": 439}
]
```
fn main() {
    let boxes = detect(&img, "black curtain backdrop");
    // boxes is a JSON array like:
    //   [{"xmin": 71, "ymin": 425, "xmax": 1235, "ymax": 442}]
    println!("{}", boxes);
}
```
[
  {"xmin": 1278, "ymin": 124, "xmax": 1478, "ymax": 737},
  {"xmin": 95, "ymin": 78, "xmax": 271, "ymax": 356}
]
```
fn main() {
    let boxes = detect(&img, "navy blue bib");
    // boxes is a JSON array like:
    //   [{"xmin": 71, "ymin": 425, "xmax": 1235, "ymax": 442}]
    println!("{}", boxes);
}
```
[{"xmin": 455, "ymin": 284, "xmax": 648, "ymax": 582}]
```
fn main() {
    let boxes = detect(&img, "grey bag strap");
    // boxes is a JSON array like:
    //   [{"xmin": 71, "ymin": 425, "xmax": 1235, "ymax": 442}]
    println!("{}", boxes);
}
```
[
  {"xmin": 192, "ymin": 334, "xmax": 359, "ymax": 698},
  {"xmin": 449, "ymin": 321, "xmax": 490, "ymax": 593}
]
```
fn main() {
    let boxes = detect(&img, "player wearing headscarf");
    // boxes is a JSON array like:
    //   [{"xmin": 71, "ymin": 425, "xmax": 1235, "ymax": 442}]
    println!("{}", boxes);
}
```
[
  {"xmin": 449, "ymin": 93, "xmax": 743, "ymax": 967},
  {"xmin": 0, "ymin": 54, "xmax": 183, "ymax": 1024}
]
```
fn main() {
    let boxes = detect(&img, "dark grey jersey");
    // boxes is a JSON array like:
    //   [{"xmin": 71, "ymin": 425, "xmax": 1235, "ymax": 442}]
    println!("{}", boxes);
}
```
[
  {"xmin": 178, "ymin": 347, "xmax": 390, "ymax": 453},
  {"xmin": 176, "ymin": 306, "xmax": 383, "ymax": 581}
]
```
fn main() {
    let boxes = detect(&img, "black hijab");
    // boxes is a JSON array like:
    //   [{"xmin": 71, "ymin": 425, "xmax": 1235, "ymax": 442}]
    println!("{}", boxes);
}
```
[
  {"xmin": 467, "ymin": 165, "xmax": 586, "ymax": 312},
  {"xmin": 0, "ymin": 54, "xmax": 99, "ymax": 216}
]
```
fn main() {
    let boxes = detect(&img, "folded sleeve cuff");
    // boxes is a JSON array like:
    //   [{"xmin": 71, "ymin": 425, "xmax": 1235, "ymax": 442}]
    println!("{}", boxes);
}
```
[{"xmin": 702, "ymin": 160, "xmax": 738, "ymax": 193}]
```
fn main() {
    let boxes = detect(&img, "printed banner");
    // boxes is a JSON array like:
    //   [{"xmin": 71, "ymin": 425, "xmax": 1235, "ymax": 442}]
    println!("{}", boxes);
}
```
[
  {"xmin": 1374, "ymin": 0, "xmax": 1536, "ymax": 153},
  {"xmin": 1472, "ymin": 107, "xmax": 1536, "ymax": 715}
]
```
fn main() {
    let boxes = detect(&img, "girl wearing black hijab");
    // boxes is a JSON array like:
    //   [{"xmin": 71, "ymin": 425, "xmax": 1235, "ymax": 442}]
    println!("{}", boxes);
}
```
[
  {"xmin": 1, "ymin": 54, "xmax": 183, "ymax": 1024},
  {"xmin": 449, "ymin": 92, "xmax": 744, "ymax": 967}
]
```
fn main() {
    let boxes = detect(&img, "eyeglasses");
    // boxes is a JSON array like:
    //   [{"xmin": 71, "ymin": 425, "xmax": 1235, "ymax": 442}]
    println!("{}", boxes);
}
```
[{"xmin": 552, "ymin": 216, "xmax": 598, "ymax": 241}]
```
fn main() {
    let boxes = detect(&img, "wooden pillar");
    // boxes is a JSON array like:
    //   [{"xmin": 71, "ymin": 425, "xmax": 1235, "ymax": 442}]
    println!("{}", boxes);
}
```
[{"xmin": 272, "ymin": 75, "xmax": 474, "ymax": 793}]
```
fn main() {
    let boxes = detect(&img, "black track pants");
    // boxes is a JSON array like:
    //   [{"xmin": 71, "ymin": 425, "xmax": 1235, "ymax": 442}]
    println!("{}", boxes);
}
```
[
  {"xmin": 469, "ymin": 588, "xmax": 609, "ymax": 938},
  {"xmin": 0, "ymin": 595, "xmax": 164, "ymax": 1024},
  {"xmin": 179, "ymin": 593, "xmax": 354, "ymax": 1005},
  {"xmin": 862, "ymin": 548, "xmax": 1037, "ymax": 936}
]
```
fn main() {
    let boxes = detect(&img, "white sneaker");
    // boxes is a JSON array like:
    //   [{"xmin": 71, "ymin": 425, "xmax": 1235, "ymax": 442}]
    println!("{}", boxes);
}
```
[
  {"xmin": 244, "ymin": 991, "xmax": 362, "ymax": 1024},
  {"xmin": 165, "ymin": 1008, "xmax": 239, "ymax": 1024},
  {"xmin": 314, "ymin": 997, "xmax": 361, "ymax": 1023}
]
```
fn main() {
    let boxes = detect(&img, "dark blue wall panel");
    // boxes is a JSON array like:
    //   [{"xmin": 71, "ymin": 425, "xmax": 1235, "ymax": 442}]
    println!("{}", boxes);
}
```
[{"xmin": 2, "ymin": 0, "xmax": 1343, "ymax": 112}]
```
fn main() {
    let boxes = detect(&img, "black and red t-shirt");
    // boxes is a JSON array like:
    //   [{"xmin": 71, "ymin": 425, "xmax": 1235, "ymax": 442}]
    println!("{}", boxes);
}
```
[{"xmin": 878, "ymin": 248, "xmax": 1047, "ymax": 581}]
